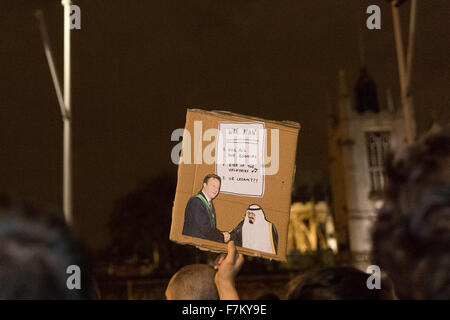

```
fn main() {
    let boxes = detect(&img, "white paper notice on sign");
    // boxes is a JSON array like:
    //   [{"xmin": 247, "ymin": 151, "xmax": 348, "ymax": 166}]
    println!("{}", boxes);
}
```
[{"xmin": 216, "ymin": 122, "xmax": 265, "ymax": 197}]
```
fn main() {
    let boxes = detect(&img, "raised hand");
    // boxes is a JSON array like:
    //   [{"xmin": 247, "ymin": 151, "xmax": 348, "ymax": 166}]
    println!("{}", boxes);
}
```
[{"xmin": 214, "ymin": 241, "xmax": 244, "ymax": 300}]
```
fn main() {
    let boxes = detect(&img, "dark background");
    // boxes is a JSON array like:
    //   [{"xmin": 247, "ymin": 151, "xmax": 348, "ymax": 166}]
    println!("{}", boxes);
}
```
[{"xmin": 1, "ymin": 0, "xmax": 449, "ymax": 253}]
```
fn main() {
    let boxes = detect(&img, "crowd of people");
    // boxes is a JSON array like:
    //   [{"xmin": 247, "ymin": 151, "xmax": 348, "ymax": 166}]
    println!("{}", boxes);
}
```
[{"xmin": 0, "ymin": 125, "xmax": 448, "ymax": 299}]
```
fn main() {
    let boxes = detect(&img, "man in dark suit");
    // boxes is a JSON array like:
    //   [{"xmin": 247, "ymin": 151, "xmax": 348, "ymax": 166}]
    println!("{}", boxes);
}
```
[{"xmin": 182, "ymin": 174, "xmax": 230, "ymax": 243}]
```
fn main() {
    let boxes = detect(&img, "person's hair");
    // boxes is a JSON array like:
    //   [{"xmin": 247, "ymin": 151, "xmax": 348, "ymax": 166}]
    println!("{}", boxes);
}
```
[
  {"xmin": 288, "ymin": 267, "xmax": 387, "ymax": 300},
  {"xmin": 257, "ymin": 292, "xmax": 280, "ymax": 300},
  {"xmin": 203, "ymin": 174, "xmax": 221, "ymax": 186},
  {"xmin": 0, "ymin": 204, "xmax": 95, "ymax": 299},
  {"xmin": 165, "ymin": 264, "xmax": 219, "ymax": 300},
  {"xmin": 372, "ymin": 125, "xmax": 450, "ymax": 299}
]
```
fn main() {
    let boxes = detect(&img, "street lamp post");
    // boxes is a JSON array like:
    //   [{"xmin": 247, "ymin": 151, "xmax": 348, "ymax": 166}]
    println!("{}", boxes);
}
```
[
  {"xmin": 62, "ymin": 0, "xmax": 73, "ymax": 225},
  {"xmin": 391, "ymin": 0, "xmax": 418, "ymax": 144},
  {"xmin": 35, "ymin": 1, "xmax": 74, "ymax": 225}
]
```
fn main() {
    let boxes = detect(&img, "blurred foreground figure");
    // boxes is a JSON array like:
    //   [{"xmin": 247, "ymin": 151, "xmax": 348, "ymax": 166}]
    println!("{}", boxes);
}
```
[
  {"xmin": 0, "ymin": 205, "xmax": 95, "ymax": 299},
  {"xmin": 372, "ymin": 125, "xmax": 450, "ymax": 299},
  {"xmin": 256, "ymin": 292, "xmax": 280, "ymax": 300},
  {"xmin": 287, "ymin": 267, "xmax": 394, "ymax": 300},
  {"xmin": 165, "ymin": 264, "xmax": 219, "ymax": 300}
]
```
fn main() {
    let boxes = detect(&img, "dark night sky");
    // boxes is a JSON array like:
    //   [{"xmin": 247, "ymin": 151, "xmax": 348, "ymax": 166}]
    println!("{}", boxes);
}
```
[{"xmin": 1, "ymin": 0, "xmax": 449, "ymax": 252}]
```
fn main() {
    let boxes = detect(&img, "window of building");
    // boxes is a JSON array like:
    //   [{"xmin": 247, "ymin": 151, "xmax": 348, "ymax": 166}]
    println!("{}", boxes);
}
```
[{"xmin": 365, "ymin": 131, "xmax": 391, "ymax": 196}]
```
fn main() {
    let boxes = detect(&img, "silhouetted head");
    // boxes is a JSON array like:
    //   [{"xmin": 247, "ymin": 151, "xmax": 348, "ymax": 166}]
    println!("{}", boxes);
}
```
[
  {"xmin": 257, "ymin": 292, "xmax": 280, "ymax": 300},
  {"xmin": 288, "ymin": 267, "xmax": 390, "ymax": 300},
  {"xmin": 372, "ymin": 125, "xmax": 450, "ymax": 299},
  {"xmin": 0, "ymin": 204, "xmax": 95, "ymax": 299},
  {"xmin": 165, "ymin": 264, "xmax": 219, "ymax": 300}
]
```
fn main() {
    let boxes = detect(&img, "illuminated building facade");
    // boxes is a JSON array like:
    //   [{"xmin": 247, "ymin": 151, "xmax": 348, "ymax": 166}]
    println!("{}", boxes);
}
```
[{"xmin": 327, "ymin": 69, "xmax": 413, "ymax": 270}]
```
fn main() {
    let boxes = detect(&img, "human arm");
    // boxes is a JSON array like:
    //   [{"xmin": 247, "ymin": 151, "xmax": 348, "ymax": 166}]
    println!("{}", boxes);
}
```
[{"xmin": 214, "ymin": 241, "xmax": 244, "ymax": 300}]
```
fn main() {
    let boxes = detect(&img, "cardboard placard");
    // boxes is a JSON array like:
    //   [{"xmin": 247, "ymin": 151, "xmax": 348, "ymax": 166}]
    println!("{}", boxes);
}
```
[{"xmin": 170, "ymin": 109, "xmax": 300, "ymax": 261}]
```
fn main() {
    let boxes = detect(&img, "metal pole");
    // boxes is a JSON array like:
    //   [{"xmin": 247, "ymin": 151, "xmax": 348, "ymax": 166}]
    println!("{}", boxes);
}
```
[
  {"xmin": 35, "ymin": 10, "xmax": 68, "ymax": 120},
  {"xmin": 391, "ymin": 2, "xmax": 415, "ymax": 144},
  {"xmin": 62, "ymin": 0, "xmax": 73, "ymax": 225},
  {"xmin": 405, "ymin": 0, "xmax": 418, "ymax": 142},
  {"xmin": 406, "ymin": 0, "xmax": 417, "ymax": 88}
]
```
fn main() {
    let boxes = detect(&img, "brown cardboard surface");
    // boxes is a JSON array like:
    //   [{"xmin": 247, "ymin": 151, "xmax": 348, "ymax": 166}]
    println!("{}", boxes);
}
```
[{"xmin": 170, "ymin": 109, "xmax": 300, "ymax": 261}]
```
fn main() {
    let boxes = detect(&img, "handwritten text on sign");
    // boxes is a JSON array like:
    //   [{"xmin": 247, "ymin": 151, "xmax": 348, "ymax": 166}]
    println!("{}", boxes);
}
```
[{"xmin": 216, "ymin": 122, "xmax": 265, "ymax": 197}]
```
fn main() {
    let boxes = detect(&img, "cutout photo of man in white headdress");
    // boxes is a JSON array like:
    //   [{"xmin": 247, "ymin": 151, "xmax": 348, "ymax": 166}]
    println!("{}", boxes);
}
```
[{"xmin": 230, "ymin": 204, "xmax": 278, "ymax": 255}]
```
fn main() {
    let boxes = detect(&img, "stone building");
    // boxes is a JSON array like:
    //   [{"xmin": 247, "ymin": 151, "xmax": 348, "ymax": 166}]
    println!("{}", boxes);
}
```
[{"xmin": 327, "ymin": 69, "xmax": 414, "ymax": 270}]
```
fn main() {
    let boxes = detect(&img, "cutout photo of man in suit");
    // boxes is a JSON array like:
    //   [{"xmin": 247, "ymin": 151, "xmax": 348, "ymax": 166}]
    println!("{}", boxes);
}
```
[{"xmin": 182, "ymin": 174, "xmax": 230, "ymax": 243}]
